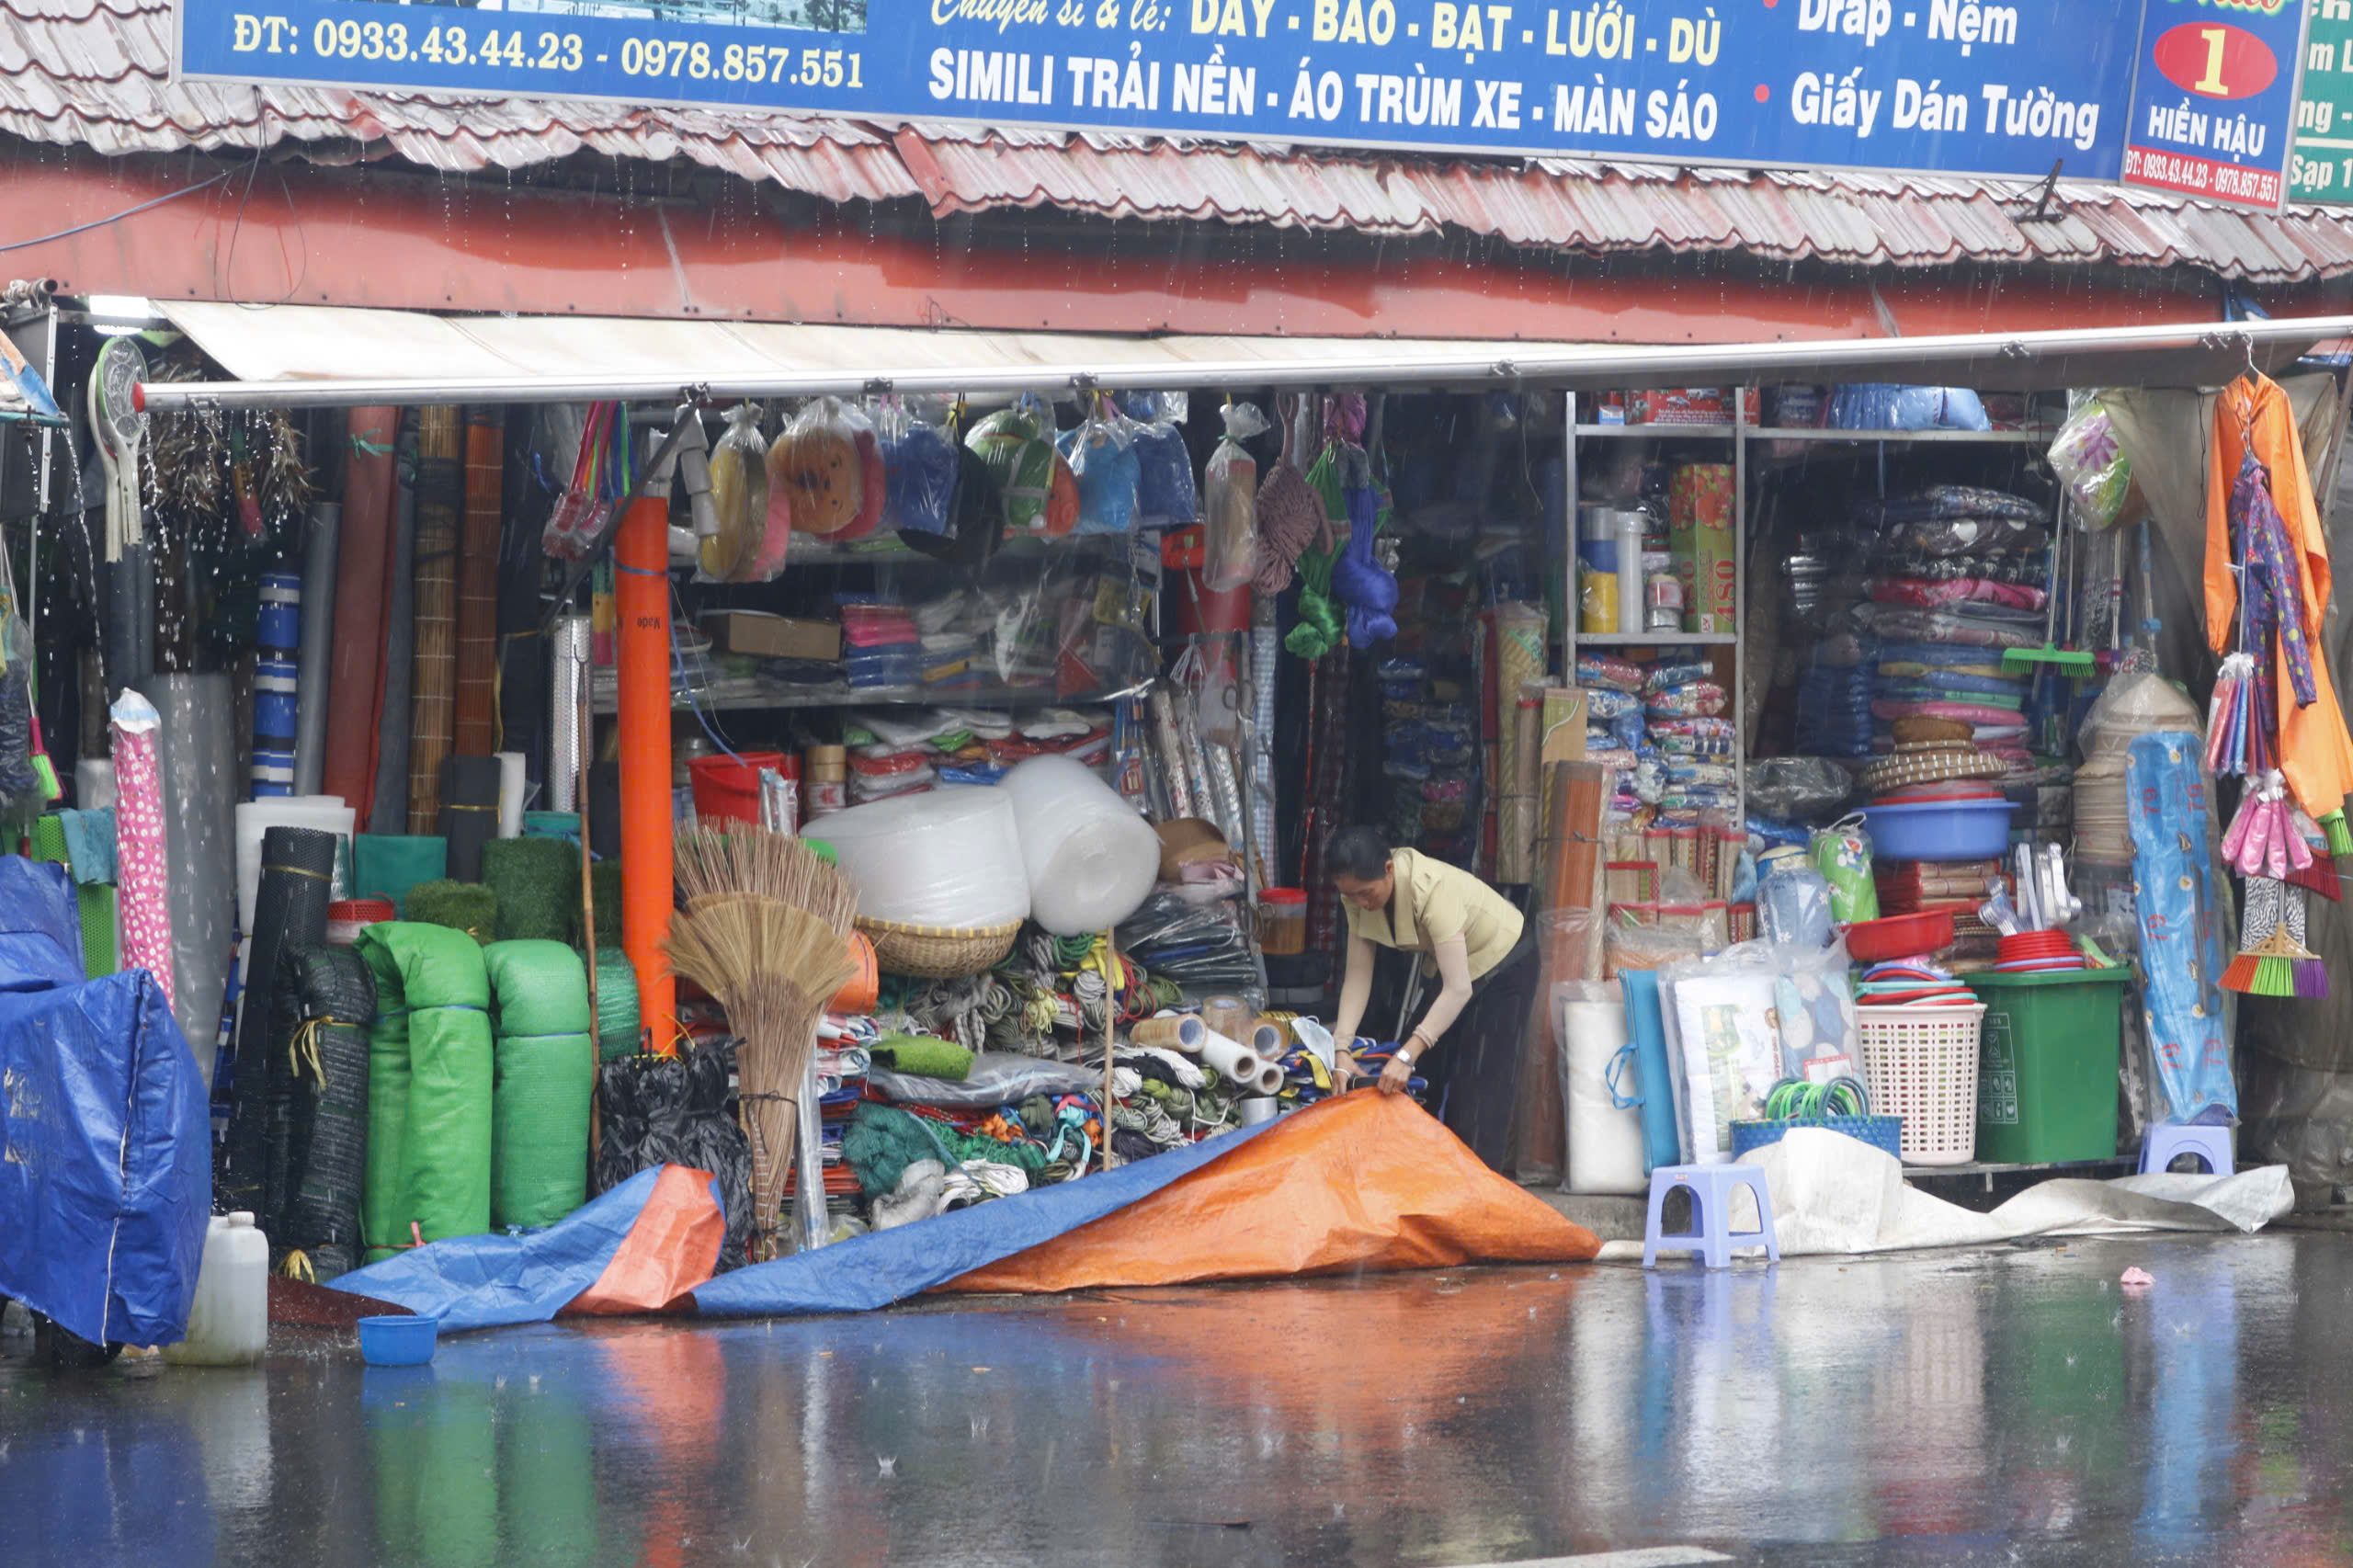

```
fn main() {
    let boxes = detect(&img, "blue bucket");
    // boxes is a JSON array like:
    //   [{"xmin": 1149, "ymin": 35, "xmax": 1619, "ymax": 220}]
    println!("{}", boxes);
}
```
[{"xmin": 358, "ymin": 1313, "xmax": 438, "ymax": 1366}]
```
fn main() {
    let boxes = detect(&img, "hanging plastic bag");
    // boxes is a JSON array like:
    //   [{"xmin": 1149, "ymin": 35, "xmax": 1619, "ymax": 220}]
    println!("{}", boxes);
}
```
[
  {"xmin": 881, "ymin": 399, "xmax": 959, "ymax": 538},
  {"xmin": 1201, "ymin": 402, "xmax": 1268, "ymax": 591},
  {"xmin": 2047, "ymin": 392, "xmax": 2136, "ymax": 530},
  {"xmin": 967, "ymin": 401, "xmax": 1061, "ymax": 537},
  {"xmin": 1130, "ymin": 398, "xmax": 1197, "ymax": 530},
  {"xmin": 0, "ymin": 540, "xmax": 39, "ymax": 812},
  {"xmin": 698, "ymin": 403, "xmax": 774, "ymax": 583},
  {"xmin": 771, "ymin": 397, "xmax": 870, "ymax": 537},
  {"xmin": 1057, "ymin": 400, "xmax": 1142, "ymax": 536}
]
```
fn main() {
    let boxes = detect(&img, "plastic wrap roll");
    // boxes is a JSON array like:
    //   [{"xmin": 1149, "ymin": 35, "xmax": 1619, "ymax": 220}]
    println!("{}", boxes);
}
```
[
  {"xmin": 1130, "ymin": 1013, "xmax": 1204, "ymax": 1051},
  {"xmin": 495, "ymin": 751, "xmax": 527, "ymax": 838},
  {"xmin": 1563, "ymin": 990, "xmax": 1646, "ymax": 1196},
  {"xmin": 370, "ymin": 447, "xmax": 418, "ymax": 835},
  {"xmin": 548, "ymin": 616, "xmax": 588, "ymax": 814},
  {"xmin": 438, "ymin": 755, "xmax": 504, "ymax": 883},
  {"xmin": 75, "ymin": 758, "xmax": 116, "ymax": 811},
  {"xmin": 1199, "ymin": 1029, "xmax": 1265, "ymax": 1090},
  {"xmin": 132, "ymin": 673, "xmax": 238, "ymax": 1080},
  {"xmin": 1247, "ymin": 1020, "xmax": 1284, "ymax": 1058},
  {"xmin": 1201, "ymin": 995, "xmax": 1251, "ymax": 1040},
  {"xmin": 821, "ymin": 787, "xmax": 1029, "ymax": 928},
  {"xmin": 229, "ymin": 824, "xmax": 338, "ymax": 1215},
  {"xmin": 235, "ymin": 796, "xmax": 356, "ymax": 936},
  {"xmin": 1000, "ymin": 754, "xmax": 1161, "ymax": 937},
  {"xmin": 294, "ymin": 502, "xmax": 340, "ymax": 798}
]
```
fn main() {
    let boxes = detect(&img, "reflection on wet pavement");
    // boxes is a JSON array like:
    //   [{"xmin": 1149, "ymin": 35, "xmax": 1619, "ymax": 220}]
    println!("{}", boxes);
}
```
[{"xmin": 0, "ymin": 1232, "xmax": 2338, "ymax": 1567}]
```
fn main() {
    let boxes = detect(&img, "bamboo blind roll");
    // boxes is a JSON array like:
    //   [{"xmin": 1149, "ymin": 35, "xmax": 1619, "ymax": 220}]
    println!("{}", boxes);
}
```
[{"xmin": 407, "ymin": 406, "xmax": 462, "ymax": 835}]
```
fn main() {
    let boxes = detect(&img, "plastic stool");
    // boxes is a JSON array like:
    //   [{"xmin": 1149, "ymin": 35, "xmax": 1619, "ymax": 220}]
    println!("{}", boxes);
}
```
[
  {"xmin": 2140, "ymin": 1122, "xmax": 2234, "ymax": 1176},
  {"xmin": 1643, "ymin": 1164, "xmax": 1779, "ymax": 1269}
]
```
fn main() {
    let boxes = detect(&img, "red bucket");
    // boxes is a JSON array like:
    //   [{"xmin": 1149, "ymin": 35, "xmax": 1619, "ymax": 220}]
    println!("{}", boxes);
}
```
[{"xmin": 688, "ymin": 751, "xmax": 792, "ymax": 827}]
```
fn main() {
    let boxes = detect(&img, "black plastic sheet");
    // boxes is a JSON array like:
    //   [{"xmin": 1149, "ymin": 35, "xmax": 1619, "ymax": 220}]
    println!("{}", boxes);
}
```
[
  {"xmin": 271, "ymin": 943, "xmax": 376, "ymax": 1280},
  {"xmin": 438, "ymin": 754, "xmax": 503, "ymax": 883},
  {"xmin": 225, "ymin": 824, "xmax": 336, "ymax": 1214},
  {"xmin": 594, "ymin": 1040, "xmax": 754, "ymax": 1271}
]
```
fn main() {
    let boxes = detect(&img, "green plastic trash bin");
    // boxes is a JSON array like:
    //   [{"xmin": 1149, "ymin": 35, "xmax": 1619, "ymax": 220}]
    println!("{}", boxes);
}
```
[{"xmin": 1969, "ymin": 970, "xmax": 2128, "ymax": 1165}]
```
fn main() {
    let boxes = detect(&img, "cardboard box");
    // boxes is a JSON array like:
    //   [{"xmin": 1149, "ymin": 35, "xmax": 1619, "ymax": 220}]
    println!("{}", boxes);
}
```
[
  {"xmin": 701, "ymin": 610, "xmax": 841, "ymax": 663},
  {"xmin": 1154, "ymin": 819, "xmax": 1234, "ymax": 881}
]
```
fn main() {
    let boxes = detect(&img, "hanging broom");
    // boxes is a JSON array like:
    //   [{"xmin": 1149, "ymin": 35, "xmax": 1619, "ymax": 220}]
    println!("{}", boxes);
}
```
[
  {"xmin": 666, "ymin": 824, "xmax": 858, "ymax": 1258},
  {"xmin": 2222, "ymin": 877, "xmax": 2329, "ymax": 998}
]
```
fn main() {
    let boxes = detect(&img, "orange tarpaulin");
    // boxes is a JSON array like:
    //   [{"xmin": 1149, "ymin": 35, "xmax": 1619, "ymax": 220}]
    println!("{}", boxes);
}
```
[{"xmin": 942, "ymin": 1090, "xmax": 1601, "ymax": 1295}]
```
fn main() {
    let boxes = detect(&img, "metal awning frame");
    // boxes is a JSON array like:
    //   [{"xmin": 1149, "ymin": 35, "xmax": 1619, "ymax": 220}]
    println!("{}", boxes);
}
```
[{"xmin": 133, "ymin": 314, "xmax": 2353, "ymax": 414}]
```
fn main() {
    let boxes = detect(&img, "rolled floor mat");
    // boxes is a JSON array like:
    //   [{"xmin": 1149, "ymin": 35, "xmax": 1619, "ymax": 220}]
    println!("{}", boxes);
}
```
[
  {"xmin": 229, "ymin": 824, "xmax": 337, "ymax": 1215},
  {"xmin": 324, "ymin": 407, "xmax": 399, "ymax": 821},
  {"xmin": 406, "ymin": 408, "xmax": 462, "ymax": 835},
  {"xmin": 272, "ymin": 942, "xmax": 376, "ymax": 1279},
  {"xmin": 370, "ymin": 431, "xmax": 418, "ymax": 835},
  {"xmin": 293, "ymin": 502, "xmax": 340, "ymax": 798},
  {"xmin": 456, "ymin": 410, "xmax": 503, "ymax": 758},
  {"xmin": 438, "ymin": 755, "xmax": 502, "ymax": 883},
  {"xmin": 483, "ymin": 939, "xmax": 593, "ymax": 1229},
  {"xmin": 483, "ymin": 836, "xmax": 574, "ymax": 942}
]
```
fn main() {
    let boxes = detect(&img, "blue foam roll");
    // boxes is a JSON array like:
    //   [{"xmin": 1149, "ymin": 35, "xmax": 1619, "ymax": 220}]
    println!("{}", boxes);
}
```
[{"xmin": 1620, "ymin": 970, "xmax": 1686, "ymax": 1175}]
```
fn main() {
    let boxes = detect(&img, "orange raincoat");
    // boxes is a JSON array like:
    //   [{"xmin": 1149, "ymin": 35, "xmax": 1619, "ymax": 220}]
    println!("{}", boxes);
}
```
[{"xmin": 2204, "ymin": 373, "xmax": 2353, "ymax": 824}]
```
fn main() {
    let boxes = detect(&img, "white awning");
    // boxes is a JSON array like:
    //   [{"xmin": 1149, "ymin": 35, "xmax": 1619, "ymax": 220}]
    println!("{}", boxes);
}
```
[{"xmin": 138, "ymin": 301, "xmax": 2353, "ymax": 411}]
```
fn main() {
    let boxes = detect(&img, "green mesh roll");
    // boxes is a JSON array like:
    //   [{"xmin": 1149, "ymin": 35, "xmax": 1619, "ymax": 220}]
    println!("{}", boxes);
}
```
[
  {"xmin": 483, "ymin": 837, "xmax": 575, "ymax": 943},
  {"xmin": 358, "ymin": 921, "xmax": 494, "ymax": 1253},
  {"xmin": 405, "ymin": 879, "xmax": 498, "ymax": 947},
  {"xmin": 353, "ymin": 835, "xmax": 449, "ymax": 915},
  {"xmin": 593, "ymin": 945, "xmax": 641, "ymax": 1062},
  {"xmin": 483, "ymin": 939, "xmax": 593, "ymax": 1230}
]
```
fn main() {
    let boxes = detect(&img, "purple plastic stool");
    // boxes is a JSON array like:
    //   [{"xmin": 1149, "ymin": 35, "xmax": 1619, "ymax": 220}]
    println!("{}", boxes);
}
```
[
  {"xmin": 2140, "ymin": 1122, "xmax": 2234, "ymax": 1176},
  {"xmin": 1642, "ymin": 1164, "xmax": 1779, "ymax": 1269}
]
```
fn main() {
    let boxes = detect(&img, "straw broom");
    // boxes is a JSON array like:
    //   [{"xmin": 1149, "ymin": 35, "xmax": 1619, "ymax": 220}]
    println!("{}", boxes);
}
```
[{"xmin": 667, "ymin": 824, "xmax": 858, "ymax": 1257}]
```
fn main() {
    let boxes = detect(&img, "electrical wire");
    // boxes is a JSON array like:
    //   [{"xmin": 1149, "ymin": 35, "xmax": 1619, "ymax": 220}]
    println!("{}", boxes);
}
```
[{"xmin": 0, "ymin": 169, "xmax": 236, "ymax": 254}]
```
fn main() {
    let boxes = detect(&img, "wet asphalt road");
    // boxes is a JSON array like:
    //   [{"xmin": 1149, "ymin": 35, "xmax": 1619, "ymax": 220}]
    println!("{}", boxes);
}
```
[{"xmin": 1, "ymin": 1231, "xmax": 2339, "ymax": 1568}]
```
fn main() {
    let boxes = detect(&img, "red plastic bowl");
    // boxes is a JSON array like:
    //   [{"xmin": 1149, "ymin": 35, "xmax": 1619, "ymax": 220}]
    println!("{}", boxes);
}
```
[{"xmin": 1841, "ymin": 910, "xmax": 1959, "ymax": 963}]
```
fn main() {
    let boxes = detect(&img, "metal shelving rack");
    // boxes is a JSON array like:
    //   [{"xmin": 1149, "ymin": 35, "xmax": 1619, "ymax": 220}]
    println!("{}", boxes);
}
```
[
  {"xmin": 1563, "ymin": 393, "xmax": 1751, "ymax": 827},
  {"xmin": 1561, "ymin": 398, "xmax": 2065, "ymax": 830}
]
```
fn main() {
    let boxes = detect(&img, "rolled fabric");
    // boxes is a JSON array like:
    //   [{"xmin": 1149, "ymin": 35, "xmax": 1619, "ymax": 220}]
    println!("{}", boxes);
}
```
[
  {"xmin": 234, "ymin": 796, "xmax": 356, "ymax": 937},
  {"xmin": 293, "ymin": 502, "xmax": 340, "ymax": 798},
  {"xmin": 352, "ymin": 834, "xmax": 447, "ymax": 915},
  {"xmin": 548, "ymin": 615, "xmax": 589, "ymax": 813},
  {"xmin": 270, "ymin": 942, "xmax": 376, "ymax": 1278},
  {"xmin": 483, "ymin": 938, "xmax": 593, "ymax": 1229},
  {"xmin": 250, "ymin": 635, "xmax": 301, "ymax": 801},
  {"xmin": 228, "ymin": 824, "xmax": 337, "ymax": 1216},
  {"xmin": 109, "ymin": 689, "xmax": 174, "ymax": 1014},
  {"xmin": 495, "ymin": 415, "xmax": 548, "ymax": 812},
  {"xmin": 370, "ymin": 437, "xmax": 418, "ymax": 835},
  {"xmin": 358, "ymin": 920, "xmax": 494, "ymax": 1255},
  {"xmin": 495, "ymin": 751, "xmax": 527, "ymax": 838},
  {"xmin": 438, "ymin": 755, "xmax": 504, "ymax": 883},
  {"xmin": 132, "ymin": 672, "xmax": 237, "ymax": 1077},
  {"xmin": 324, "ymin": 406, "xmax": 399, "ymax": 821}
]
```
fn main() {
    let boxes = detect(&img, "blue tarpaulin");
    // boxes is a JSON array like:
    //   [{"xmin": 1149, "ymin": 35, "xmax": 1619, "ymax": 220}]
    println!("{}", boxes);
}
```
[
  {"xmin": 331, "ymin": 1166, "xmax": 720, "ymax": 1330},
  {"xmin": 692, "ymin": 1121, "xmax": 1273, "ymax": 1317},
  {"xmin": 0, "ymin": 855, "xmax": 83, "ymax": 992},
  {"xmin": 0, "ymin": 964, "xmax": 211, "ymax": 1346}
]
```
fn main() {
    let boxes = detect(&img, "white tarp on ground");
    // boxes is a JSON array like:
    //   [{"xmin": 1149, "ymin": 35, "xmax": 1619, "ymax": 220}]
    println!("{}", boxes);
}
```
[{"xmin": 1596, "ymin": 1128, "xmax": 2294, "ymax": 1260}]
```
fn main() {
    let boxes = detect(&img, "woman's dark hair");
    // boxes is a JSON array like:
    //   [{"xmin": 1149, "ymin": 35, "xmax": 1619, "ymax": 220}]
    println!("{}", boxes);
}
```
[{"xmin": 1328, "ymin": 826, "xmax": 1392, "ymax": 882}]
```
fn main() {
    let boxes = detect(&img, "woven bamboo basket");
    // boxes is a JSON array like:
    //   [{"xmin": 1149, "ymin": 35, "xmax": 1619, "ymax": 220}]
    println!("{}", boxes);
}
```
[{"xmin": 858, "ymin": 916, "xmax": 1021, "ymax": 979}]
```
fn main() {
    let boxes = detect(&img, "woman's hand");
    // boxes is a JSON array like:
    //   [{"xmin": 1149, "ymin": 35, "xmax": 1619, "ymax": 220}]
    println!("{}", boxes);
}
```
[
  {"xmin": 1379, "ymin": 1051, "xmax": 1415, "ymax": 1095},
  {"xmin": 1333, "ymin": 1050, "xmax": 1364, "ymax": 1090}
]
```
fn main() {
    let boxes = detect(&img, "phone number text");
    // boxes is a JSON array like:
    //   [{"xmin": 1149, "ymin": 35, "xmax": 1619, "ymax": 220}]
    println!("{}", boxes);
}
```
[{"xmin": 228, "ymin": 14, "xmax": 861, "ymax": 85}]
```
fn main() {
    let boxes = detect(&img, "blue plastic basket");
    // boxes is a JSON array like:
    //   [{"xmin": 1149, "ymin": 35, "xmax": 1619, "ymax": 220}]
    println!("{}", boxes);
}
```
[{"xmin": 1730, "ymin": 1114, "xmax": 1903, "ymax": 1162}]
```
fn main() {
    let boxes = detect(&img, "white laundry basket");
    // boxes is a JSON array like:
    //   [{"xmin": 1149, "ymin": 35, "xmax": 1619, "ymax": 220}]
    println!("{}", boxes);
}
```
[{"xmin": 1857, "ymin": 1004, "xmax": 1986, "ymax": 1165}]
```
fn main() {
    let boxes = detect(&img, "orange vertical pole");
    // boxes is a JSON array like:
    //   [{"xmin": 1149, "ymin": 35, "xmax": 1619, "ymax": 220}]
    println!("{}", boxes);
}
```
[{"xmin": 617, "ymin": 495, "xmax": 677, "ymax": 1054}]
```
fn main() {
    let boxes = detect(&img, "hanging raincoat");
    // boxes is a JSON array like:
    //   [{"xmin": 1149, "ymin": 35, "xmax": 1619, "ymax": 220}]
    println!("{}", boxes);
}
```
[{"xmin": 2204, "ymin": 373, "xmax": 2353, "ymax": 826}]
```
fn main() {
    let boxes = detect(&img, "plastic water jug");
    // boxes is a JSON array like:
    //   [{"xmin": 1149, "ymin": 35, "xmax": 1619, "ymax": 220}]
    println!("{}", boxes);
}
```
[{"xmin": 162, "ymin": 1212, "xmax": 268, "ymax": 1367}]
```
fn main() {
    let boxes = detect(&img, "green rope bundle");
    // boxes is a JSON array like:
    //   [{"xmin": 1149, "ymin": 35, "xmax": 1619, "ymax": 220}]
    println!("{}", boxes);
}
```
[
  {"xmin": 405, "ymin": 880, "xmax": 499, "ymax": 948},
  {"xmin": 843, "ymin": 1102, "xmax": 1051, "ymax": 1196}
]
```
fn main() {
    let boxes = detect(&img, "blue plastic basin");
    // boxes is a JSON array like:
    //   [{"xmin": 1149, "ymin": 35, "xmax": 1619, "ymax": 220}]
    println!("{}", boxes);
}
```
[
  {"xmin": 1859, "ymin": 801, "xmax": 2018, "ymax": 862},
  {"xmin": 358, "ymin": 1313, "xmax": 438, "ymax": 1366}
]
